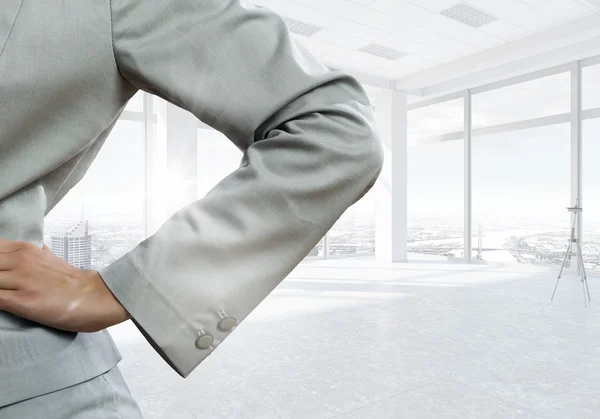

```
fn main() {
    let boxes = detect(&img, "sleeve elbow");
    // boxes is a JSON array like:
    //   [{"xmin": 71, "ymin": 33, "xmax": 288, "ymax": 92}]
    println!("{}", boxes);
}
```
[
  {"xmin": 348, "ymin": 86, "xmax": 384, "ymax": 182},
  {"xmin": 359, "ymin": 106, "xmax": 385, "ymax": 182},
  {"xmin": 350, "ymin": 123, "xmax": 384, "ymax": 205},
  {"xmin": 366, "ymin": 131, "xmax": 384, "ymax": 175}
]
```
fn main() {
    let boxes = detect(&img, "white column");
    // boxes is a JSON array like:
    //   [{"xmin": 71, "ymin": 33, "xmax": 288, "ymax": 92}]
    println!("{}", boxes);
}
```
[
  {"xmin": 143, "ymin": 92, "xmax": 155, "ymax": 239},
  {"xmin": 374, "ymin": 89, "xmax": 408, "ymax": 263},
  {"xmin": 149, "ymin": 100, "xmax": 199, "ymax": 234},
  {"xmin": 464, "ymin": 90, "xmax": 472, "ymax": 262},
  {"xmin": 165, "ymin": 104, "xmax": 199, "ymax": 217},
  {"xmin": 571, "ymin": 62, "xmax": 583, "ymax": 274},
  {"xmin": 145, "ymin": 95, "xmax": 168, "ymax": 237}
]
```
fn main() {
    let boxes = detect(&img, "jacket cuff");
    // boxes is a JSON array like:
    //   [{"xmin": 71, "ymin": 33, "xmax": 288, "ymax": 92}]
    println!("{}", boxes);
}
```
[{"xmin": 97, "ymin": 254, "xmax": 209, "ymax": 378}]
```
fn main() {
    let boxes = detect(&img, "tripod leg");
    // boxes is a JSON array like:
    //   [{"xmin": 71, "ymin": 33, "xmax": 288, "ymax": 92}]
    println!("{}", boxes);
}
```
[
  {"xmin": 577, "ymin": 241, "xmax": 591, "ymax": 302},
  {"xmin": 582, "ymin": 274, "xmax": 587, "ymax": 307},
  {"xmin": 552, "ymin": 241, "xmax": 572, "ymax": 301}
]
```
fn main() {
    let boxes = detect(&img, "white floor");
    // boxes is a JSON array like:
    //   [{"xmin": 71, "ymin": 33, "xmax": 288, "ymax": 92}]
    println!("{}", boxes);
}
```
[{"xmin": 108, "ymin": 258, "xmax": 600, "ymax": 419}]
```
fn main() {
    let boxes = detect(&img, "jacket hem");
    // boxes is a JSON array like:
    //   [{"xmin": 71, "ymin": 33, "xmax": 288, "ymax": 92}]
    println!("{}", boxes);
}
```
[{"xmin": 0, "ymin": 330, "xmax": 122, "ymax": 408}]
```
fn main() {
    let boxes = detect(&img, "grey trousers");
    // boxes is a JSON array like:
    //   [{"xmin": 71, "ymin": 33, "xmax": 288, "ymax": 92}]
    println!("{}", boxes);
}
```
[{"xmin": 0, "ymin": 366, "xmax": 144, "ymax": 419}]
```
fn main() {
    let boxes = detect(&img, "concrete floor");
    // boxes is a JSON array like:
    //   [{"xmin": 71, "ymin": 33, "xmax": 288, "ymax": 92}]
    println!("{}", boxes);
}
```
[{"xmin": 108, "ymin": 258, "xmax": 600, "ymax": 419}]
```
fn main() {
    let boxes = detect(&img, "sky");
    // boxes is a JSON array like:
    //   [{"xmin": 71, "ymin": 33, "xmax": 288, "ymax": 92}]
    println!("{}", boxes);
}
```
[
  {"xmin": 46, "ymin": 119, "xmax": 146, "ymax": 221},
  {"xmin": 405, "ymin": 69, "xmax": 600, "ymax": 230}
]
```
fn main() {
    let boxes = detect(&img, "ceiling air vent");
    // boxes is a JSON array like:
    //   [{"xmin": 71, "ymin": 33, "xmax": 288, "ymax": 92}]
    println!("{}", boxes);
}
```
[
  {"xmin": 359, "ymin": 44, "xmax": 406, "ymax": 60},
  {"xmin": 283, "ymin": 17, "xmax": 323, "ymax": 37},
  {"xmin": 440, "ymin": 3, "xmax": 497, "ymax": 28}
]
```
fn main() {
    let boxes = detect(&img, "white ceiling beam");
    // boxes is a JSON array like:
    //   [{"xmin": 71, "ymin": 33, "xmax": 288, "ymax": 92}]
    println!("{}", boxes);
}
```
[
  {"xmin": 579, "ymin": 0, "xmax": 600, "ymax": 10},
  {"xmin": 394, "ymin": 13, "xmax": 600, "ymax": 95},
  {"xmin": 468, "ymin": 62, "xmax": 571, "ymax": 95},
  {"xmin": 419, "ymin": 35, "xmax": 600, "ymax": 97},
  {"xmin": 327, "ymin": 67, "xmax": 425, "ymax": 97},
  {"xmin": 329, "ymin": 67, "xmax": 393, "ymax": 90}
]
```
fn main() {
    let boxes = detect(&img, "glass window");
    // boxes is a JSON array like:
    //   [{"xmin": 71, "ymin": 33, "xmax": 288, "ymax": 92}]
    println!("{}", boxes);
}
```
[
  {"xmin": 472, "ymin": 72, "xmax": 570, "ymax": 129},
  {"xmin": 124, "ymin": 91, "xmax": 160, "ymax": 114},
  {"xmin": 125, "ymin": 91, "xmax": 145, "ymax": 113},
  {"xmin": 326, "ymin": 187, "xmax": 375, "ymax": 258},
  {"xmin": 582, "ymin": 64, "xmax": 600, "ymax": 110},
  {"xmin": 197, "ymin": 129, "xmax": 242, "ymax": 197},
  {"xmin": 408, "ymin": 98, "xmax": 463, "ymax": 141},
  {"xmin": 472, "ymin": 124, "xmax": 570, "ymax": 266},
  {"xmin": 305, "ymin": 237, "xmax": 325, "ymax": 259},
  {"xmin": 583, "ymin": 119, "xmax": 600, "ymax": 273},
  {"xmin": 407, "ymin": 98, "xmax": 464, "ymax": 260},
  {"xmin": 407, "ymin": 139, "xmax": 464, "ymax": 259},
  {"xmin": 44, "ymin": 120, "xmax": 146, "ymax": 270}
]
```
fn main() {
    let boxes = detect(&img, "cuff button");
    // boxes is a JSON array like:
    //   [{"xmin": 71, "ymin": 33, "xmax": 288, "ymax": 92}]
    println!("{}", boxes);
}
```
[
  {"xmin": 218, "ymin": 311, "xmax": 237, "ymax": 331},
  {"xmin": 195, "ymin": 330, "xmax": 214, "ymax": 350}
]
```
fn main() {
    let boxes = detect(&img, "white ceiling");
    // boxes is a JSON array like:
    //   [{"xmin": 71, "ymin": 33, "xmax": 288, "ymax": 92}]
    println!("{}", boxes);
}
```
[{"xmin": 252, "ymin": 0, "xmax": 600, "ymax": 96}]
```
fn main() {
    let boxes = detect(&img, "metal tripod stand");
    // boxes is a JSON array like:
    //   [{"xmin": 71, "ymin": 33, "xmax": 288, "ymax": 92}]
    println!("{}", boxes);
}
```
[{"xmin": 551, "ymin": 204, "xmax": 591, "ymax": 306}]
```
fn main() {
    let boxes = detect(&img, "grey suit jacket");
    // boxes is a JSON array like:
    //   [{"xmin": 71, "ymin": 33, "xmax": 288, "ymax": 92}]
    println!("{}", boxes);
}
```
[{"xmin": 0, "ymin": 0, "xmax": 383, "ymax": 407}]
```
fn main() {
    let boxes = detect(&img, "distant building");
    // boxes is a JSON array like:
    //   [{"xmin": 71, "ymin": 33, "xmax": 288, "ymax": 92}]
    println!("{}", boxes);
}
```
[{"xmin": 51, "ymin": 220, "xmax": 92, "ymax": 269}]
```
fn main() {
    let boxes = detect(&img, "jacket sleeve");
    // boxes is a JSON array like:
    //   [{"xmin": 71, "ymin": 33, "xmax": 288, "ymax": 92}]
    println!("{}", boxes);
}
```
[{"xmin": 100, "ymin": 0, "xmax": 384, "ymax": 378}]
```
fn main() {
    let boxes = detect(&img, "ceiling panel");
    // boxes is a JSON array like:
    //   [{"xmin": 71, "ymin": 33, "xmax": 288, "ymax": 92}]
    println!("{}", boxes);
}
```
[
  {"xmin": 369, "ymin": 36, "xmax": 431, "ymax": 55},
  {"xmin": 384, "ymin": 23, "xmax": 482, "ymax": 56},
  {"xmin": 314, "ymin": 0, "xmax": 406, "ymax": 33},
  {"xmin": 388, "ymin": 54, "xmax": 441, "ymax": 73},
  {"xmin": 536, "ymin": 0, "xmax": 593, "ymax": 21},
  {"xmin": 251, "ymin": 0, "xmax": 600, "ymax": 86},
  {"xmin": 327, "ymin": 18, "xmax": 394, "ymax": 42},
  {"xmin": 467, "ymin": 0, "xmax": 555, "ymax": 31},
  {"xmin": 253, "ymin": 0, "xmax": 342, "ymax": 27},
  {"xmin": 312, "ymin": 29, "xmax": 371, "ymax": 49},
  {"xmin": 519, "ymin": 0, "xmax": 553, "ymax": 6},
  {"xmin": 374, "ymin": 30, "xmax": 475, "ymax": 59},
  {"xmin": 409, "ymin": 44, "xmax": 464, "ymax": 62},
  {"xmin": 347, "ymin": 0, "xmax": 377, "ymax": 6},
  {"xmin": 478, "ymin": 20, "xmax": 532, "ymax": 41},
  {"xmin": 407, "ymin": 0, "xmax": 463, "ymax": 13},
  {"xmin": 298, "ymin": 37, "xmax": 397, "ymax": 73},
  {"xmin": 579, "ymin": 0, "xmax": 600, "ymax": 11},
  {"xmin": 368, "ymin": 0, "xmax": 504, "ymax": 49}
]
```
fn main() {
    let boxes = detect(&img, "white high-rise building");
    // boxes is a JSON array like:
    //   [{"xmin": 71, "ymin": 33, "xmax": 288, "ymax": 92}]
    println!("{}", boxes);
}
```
[{"xmin": 51, "ymin": 220, "xmax": 92, "ymax": 270}]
